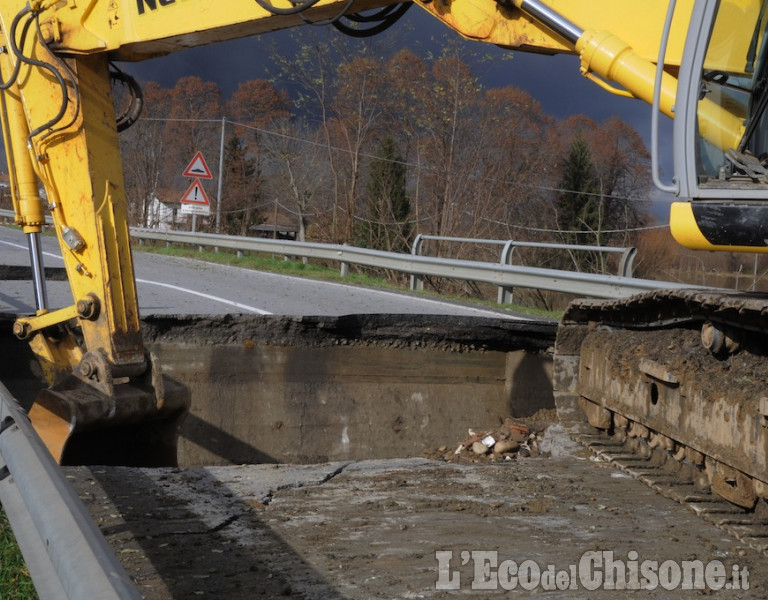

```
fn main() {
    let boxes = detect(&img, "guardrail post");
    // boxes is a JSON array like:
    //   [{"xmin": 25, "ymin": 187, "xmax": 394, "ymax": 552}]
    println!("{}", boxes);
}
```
[
  {"xmin": 497, "ymin": 240, "xmax": 516, "ymax": 304},
  {"xmin": 618, "ymin": 247, "xmax": 637, "ymax": 278},
  {"xmin": 338, "ymin": 246, "xmax": 350, "ymax": 277},
  {"xmin": 409, "ymin": 234, "xmax": 425, "ymax": 291}
]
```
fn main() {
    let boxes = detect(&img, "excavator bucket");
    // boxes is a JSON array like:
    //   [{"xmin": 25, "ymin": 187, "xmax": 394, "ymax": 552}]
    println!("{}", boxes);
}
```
[
  {"xmin": 27, "ymin": 361, "xmax": 189, "ymax": 467},
  {"xmin": 0, "ymin": 315, "xmax": 189, "ymax": 467}
]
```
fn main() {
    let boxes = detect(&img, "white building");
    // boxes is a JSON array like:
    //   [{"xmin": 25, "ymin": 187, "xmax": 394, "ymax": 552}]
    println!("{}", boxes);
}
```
[{"xmin": 146, "ymin": 197, "xmax": 183, "ymax": 230}]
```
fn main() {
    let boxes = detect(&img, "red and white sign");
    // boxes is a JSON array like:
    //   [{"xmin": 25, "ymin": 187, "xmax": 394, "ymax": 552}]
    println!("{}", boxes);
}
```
[
  {"xmin": 179, "ymin": 179, "xmax": 211, "ymax": 215},
  {"xmin": 182, "ymin": 151, "xmax": 213, "ymax": 180}
]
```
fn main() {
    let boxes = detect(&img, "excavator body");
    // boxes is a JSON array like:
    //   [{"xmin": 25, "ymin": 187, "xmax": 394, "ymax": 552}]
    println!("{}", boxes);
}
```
[{"xmin": 0, "ymin": 0, "xmax": 768, "ymax": 518}]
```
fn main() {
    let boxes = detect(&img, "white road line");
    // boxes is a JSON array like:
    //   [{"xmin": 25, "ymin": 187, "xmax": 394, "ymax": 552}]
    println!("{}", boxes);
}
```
[
  {"xmin": 336, "ymin": 283, "xmax": 527, "ymax": 320},
  {"xmin": 1, "ymin": 236, "xmax": 525, "ymax": 320},
  {"xmin": 0, "ymin": 240, "xmax": 63, "ymax": 261},
  {"xmin": 0, "ymin": 239, "xmax": 46, "ymax": 254},
  {"xmin": 0, "ymin": 239, "xmax": 271, "ymax": 315},
  {"xmin": 135, "ymin": 279, "xmax": 271, "ymax": 314}
]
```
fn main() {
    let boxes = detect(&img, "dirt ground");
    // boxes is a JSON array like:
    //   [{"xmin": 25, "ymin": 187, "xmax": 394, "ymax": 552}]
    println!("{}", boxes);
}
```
[{"xmin": 65, "ymin": 424, "xmax": 768, "ymax": 599}]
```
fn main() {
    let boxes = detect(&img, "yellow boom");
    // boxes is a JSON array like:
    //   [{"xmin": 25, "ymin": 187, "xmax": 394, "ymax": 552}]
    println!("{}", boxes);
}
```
[{"xmin": 0, "ymin": 0, "xmax": 754, "ymax": 463}]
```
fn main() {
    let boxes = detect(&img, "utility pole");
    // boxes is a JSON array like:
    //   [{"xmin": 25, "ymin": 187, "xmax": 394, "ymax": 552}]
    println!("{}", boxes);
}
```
[{"xmin": 216, "ymin": 117, "xmax": 226, "ymax": 234}]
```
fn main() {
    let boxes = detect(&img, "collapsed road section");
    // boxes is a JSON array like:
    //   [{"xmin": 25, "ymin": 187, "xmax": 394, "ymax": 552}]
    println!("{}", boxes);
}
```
[
  {"xmin": 137, "ymin": 313, "xmax": 557, "ymax": 466},
  {"xmin": 1, "ymin": 312, "xmax": 556, "ymax": 470},
  {"xmin": 3, "ymin": 313, "xmax": 768, "ymax": 598},
  {"xmin": 7, "ymin": 315, "xmax": 768, "ymax": 600},
  {"xmin": 65, "ymin": 427, "xmax": 767, "ymax": 599}
]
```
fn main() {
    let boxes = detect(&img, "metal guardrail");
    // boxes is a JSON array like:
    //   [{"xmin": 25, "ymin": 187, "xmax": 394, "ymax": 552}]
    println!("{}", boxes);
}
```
[
  {"xmin": 0, "ymin": 210, "xmax": 702, "ymax": 303},
  {"xmin": 129, "ymin": 227, "xmax": 701, "ymax": 299},
  {"xmin": 410, "ymin": 234, "xmax": 637, "ymax": 304},
  {"xmin": 0, "ymin": 383, "xmax": 141, "ymax": 600},
  {"xmin": 0, "ymin": 208, "xmax": 52, "ymax": 225},
  {"xmin": 0, "ymin": 209, "xmax": 697, "ymax": 298}
]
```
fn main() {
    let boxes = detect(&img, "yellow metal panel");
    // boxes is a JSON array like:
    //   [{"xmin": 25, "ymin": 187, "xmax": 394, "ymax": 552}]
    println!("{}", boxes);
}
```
[
  {"xmin": 670, "ymin": 202, "xmax": 768, "ymax": 254},
  {"xmin": 419, "ymin": 0, "xmax": 694, "ymax": 64},
  {"xmin": 0, "ymin": 0, "xmax": 147, "ymax": 372},
  {"xmin": 42, "ymin": 0, "xmax": 696, "ymax": 66},
  {"xmin": 30, "ymin": 0, "xmax": 765, "ymax": 76},
  {"xmin": 49, "ymin": 0, "xmax": 404, "ymax": 59},
  {"xmin": 36, "ymin": 0, "xmax": 760, "ymax": 80},
  {"xmin": 670, "ymin": 201, "xmax": 720, "ymax": 250}
]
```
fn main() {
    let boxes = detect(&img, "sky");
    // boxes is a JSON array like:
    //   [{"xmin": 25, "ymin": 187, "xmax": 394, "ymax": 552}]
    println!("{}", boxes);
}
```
[{"xmin": 121, "ymin": 6, "xmax": 676, "ymax": 221}]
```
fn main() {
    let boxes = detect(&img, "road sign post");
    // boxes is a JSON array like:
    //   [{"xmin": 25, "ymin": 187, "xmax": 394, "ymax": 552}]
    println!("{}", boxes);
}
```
[{"xmin": 180, "ymin": 152, "xmax": 213, "ymax": 231}]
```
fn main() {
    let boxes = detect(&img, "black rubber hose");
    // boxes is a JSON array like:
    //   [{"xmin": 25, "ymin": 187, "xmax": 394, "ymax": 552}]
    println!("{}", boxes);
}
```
[{"xmin": 332, "ymin": 2, "xmax": 411, "ymax": 38}]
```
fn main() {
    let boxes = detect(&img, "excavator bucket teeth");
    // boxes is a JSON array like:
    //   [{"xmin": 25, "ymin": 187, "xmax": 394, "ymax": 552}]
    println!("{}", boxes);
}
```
[{"xmin": 28, "ymin": 375, "xmax": 189, "ymax": 467}]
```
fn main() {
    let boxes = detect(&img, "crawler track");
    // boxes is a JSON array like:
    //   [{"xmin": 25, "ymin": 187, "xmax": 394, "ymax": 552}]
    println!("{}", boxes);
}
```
[
  {"xmin": 573, "ymin": 427, "xmax": 768, "ymax": 557},
  {"xmin": 555, "ymin": 290, "xmax": 768, "ymax": 513}
]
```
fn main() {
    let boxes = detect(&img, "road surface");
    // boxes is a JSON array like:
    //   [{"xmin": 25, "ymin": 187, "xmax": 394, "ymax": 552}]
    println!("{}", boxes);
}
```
[{"xmin": 0, "ymin": 226, "xmax": 526, "ymax": 319}]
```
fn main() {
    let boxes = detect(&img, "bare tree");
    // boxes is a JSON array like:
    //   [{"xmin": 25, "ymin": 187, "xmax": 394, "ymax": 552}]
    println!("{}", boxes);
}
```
[
  {"xmin": 119, "ymin": 82, "xmax": 171, "ymax": 227},
  {"xmin": 329, "ymin": 54, "xmax": 384, "ymax": 241},
  {"xmin": 223, "ymin": 80, "xmax": 289, "ymax": 235},
  {"xmin": 262, "ymin": 118, "xmax": 327, "ymax": 243}
]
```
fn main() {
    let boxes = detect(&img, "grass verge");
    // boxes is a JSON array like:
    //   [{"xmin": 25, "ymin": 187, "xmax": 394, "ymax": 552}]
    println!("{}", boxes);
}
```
[
  {"xmin": 133, "ymin": 243, "xmax": 563, "ymax": 320},
  {"xmin": 0, "ymin": 509, "xmax": 37, "ymax": 599}
]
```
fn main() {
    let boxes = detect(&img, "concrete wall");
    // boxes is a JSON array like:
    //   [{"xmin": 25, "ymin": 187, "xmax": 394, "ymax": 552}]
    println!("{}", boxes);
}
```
[
  {"xmin": 144, "ymin": 315, "xmax": 556, "ymax": 466},
  {"xmin": 0, "ymin": 313, "xmax": 556, "ymax": 467}
]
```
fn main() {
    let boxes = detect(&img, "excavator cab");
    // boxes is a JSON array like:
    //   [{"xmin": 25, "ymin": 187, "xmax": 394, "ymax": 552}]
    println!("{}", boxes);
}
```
[{"xmin": 670, "ymin": 0, "xmax": 768, "ymax": 251}]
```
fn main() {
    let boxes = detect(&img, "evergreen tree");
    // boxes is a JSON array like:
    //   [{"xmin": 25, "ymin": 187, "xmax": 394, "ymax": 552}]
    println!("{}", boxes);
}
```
[
  {"xmin": 556, "ymin": 134, "xmax": 604, "ymax": 272},
  {"xmin": 222, "ymin": 135, "xmax": 260, "ymax": 235},
  {"xmin": 356, "ymin": 138, "xmax": 411, "ymax": 252}
]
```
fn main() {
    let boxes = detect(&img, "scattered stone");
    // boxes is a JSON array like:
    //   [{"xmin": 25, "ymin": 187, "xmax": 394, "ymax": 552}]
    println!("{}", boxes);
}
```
[
  {"xmin": 506, "ymin": 424, "xmax": 531, "ymax": 443},
  {"xmin": 538, "ymin": 424, "xmax": 585, "ymax": 458},
  {"xmin": 424, "ymin": 411, "xmax": 555, "ymax": 464},
  {"xmin": 493, "ymin": 440, "xmax": 519, "ymax": 454}
]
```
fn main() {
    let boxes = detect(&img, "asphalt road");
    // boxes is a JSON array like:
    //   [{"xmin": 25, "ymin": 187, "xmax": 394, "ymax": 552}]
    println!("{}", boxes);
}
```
[{"xmin": 0, "ymin": 226, "xmax": 527, "ymax": 319}]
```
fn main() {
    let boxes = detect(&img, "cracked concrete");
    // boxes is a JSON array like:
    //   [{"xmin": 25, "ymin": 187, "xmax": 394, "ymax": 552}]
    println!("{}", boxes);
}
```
[{"xmin": 65, "ymin": 428, "xmax": 768, "ymax": 599}]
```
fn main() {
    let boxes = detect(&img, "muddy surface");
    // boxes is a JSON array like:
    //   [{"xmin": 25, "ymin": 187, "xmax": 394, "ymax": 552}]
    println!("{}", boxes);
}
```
[
  {"xmin": 585, "ymin": 326, "xmax": 768, "ymax": 405},
  {"xmin": 140, "ymin": 313, "xmax": 557, "ymax": 352},
  {"xmin": 66, "ymin": 425, "xmax": 768, "ymax": 599}
]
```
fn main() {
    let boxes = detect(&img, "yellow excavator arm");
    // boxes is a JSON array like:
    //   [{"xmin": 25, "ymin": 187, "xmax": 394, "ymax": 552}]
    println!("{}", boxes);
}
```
[{"xmin": 0, "ymin": 0, "xmax": 759, "ymax": 464}]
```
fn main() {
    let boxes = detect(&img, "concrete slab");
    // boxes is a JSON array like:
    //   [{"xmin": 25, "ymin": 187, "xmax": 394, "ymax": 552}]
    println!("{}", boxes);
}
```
[{"xmin": 65, "ymin": 426, "xmax": 768, "ymax": 599}]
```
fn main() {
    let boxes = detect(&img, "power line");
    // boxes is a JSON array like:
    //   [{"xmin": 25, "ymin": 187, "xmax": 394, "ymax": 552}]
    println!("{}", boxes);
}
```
[
  {"xmin": 138, "ymin": 116, "xmax": 654, "ymax": 204},
  {"xmin": 479, "ymin": 217, "xmax": 669, "ymax": 235}
]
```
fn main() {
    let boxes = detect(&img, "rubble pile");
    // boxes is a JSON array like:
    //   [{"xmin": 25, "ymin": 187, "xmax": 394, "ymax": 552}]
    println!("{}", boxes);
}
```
[{"xmin": 425, "ymin": 418, "xmax": 548, "ymax": 464}]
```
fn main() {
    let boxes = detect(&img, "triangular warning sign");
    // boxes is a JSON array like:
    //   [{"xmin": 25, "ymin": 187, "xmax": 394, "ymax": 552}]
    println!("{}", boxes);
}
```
[
  {"xmin": 180, "ymin": 179, "xmax": 210, "ymax": 205},
  {"xmin": 183, "ymin": 151, "xmax": 213, "ymax": 179}
]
